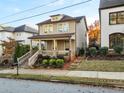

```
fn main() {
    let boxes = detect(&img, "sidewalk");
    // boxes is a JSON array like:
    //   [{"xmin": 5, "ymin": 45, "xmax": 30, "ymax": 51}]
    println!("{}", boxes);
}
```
[{"xmin": 0, "ymin": 69, "xmax": 124, "ymax": 80}]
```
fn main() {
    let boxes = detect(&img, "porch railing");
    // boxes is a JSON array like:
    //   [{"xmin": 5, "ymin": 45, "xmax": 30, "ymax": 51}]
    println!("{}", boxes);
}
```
[
  {"xmin": 28, "ymin": 50, "xmax": 40, "ymax": 67},
  {"xmin": 41, "ymin": 50, "xmax": 70, "ymax": 56},
  {"xmin": 17, "ymin": 51, "xmax": 32, "ymax": 66}
]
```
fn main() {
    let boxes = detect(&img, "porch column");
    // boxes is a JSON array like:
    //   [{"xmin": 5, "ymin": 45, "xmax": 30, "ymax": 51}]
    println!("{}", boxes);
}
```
[
  {"xmin": 69, "ymin": 38, "xmax": 72, "ymax": 61},
  {"xmin": 53, "ymin": 39, "xmax": 56, "ymax": 50},
  {"xmin": 38, "ymin": 39, "xmax": 42, "ymax": 50},
  {"xmin": 30, "ymin": 39, "xmax": 33, "ymax": 51},
  {"xmin": 53, "ymin": 39, "xmax": 57, "ymax": 56}
]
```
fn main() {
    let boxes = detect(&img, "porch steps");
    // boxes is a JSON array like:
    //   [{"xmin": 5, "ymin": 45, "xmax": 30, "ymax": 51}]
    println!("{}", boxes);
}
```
[
  {"xmin": 19, "ymin": 51, "xmax": 36, "ymax": 68},
  {"xmin": 68, "ymin": 57, "xmax": 85, "ymax": 70}
]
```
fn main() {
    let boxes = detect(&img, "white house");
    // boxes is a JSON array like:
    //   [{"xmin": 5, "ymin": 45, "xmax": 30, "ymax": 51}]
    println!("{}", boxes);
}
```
[
  {"xmin": 0, "ymin": 25, "xmax": 37, "ymax": 43},
  {"xmin": 0, "ymin": 25, "xmax": 38, "ymax": 55},
  {"xmin": 99, "ymin": 0, "xmax": 124, "ymax": 49}
]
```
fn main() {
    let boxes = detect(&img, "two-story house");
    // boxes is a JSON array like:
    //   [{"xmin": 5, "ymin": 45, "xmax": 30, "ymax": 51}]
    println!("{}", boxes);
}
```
[
  {"xmin": 0, "ymin": 25, "xmax": 38, "ymax": 55},
  {"xmin": 29, "ymin": 14, "xmax": 88, "ymax": 59},
  {"xmin": 99, "ymin": 0, "xmax": 124, "ymax": 49}
]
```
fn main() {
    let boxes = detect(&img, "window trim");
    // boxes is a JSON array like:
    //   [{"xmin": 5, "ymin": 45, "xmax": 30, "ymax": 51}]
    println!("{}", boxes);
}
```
[
  {"xmin": 57, "ymin": 22, "xmax": 69, "ymax": 32},
  {"xmin": 109, "ymin": 11, "xmax": 124, "ymax": 25},
  {"xmin": 43, "ymin": 24, "xmax": 53, "ymax": 33}
]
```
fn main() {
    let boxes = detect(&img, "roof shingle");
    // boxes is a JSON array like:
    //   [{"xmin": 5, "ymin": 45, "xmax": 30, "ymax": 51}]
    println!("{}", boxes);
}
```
[
  {"xmin": 37, "ymin": 14, "xmax": 85, "ymax": 25},
  {"xmin": 100, "ymin": 0, "xmax": 124, "ymax": 9},
  {"xmin": 0, "ymin": 25, "xmax": 38, "ymax": 33}
]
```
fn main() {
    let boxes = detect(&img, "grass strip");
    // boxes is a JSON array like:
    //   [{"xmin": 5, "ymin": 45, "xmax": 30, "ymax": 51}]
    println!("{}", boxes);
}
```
[{"xmin": 0, "ymin": 74, "xmax": 124, "ymax": 88}]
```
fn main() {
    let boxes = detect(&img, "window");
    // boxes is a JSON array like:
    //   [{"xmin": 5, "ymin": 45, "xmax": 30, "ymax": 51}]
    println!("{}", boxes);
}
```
[
  {"xmin": 43, "ymin": 24, "xmax": 53, "ymax": 33},
  {"xmin": 57, "ymin": 23, "xmax": 69, "ymax": 32},
  {"xmin": 109, "ymin": 11, "xmax": 124, "ymax": 25},
  {"xmin": 118, "ymin": 12, "xmax": 124, "ymax": 24},
  {"xmin": 16, "ymin": 33, "xmax": 21, "ymax": 36},
  {"xmin": 109, "ymin": 33, "xmax": 124, "ymax": 48}
]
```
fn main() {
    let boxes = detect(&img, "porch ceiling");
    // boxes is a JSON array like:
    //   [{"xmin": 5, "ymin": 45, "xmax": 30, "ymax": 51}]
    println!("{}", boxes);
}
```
[{"xmin": 28, "ymin": 33, "xmax": 74, "ymax": 40}]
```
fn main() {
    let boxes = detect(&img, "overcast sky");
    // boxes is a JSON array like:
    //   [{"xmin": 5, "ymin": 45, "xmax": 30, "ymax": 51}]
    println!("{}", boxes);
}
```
[{"xmin": 0, "ymin": 0, "xmax": 100, "ymax": 28}]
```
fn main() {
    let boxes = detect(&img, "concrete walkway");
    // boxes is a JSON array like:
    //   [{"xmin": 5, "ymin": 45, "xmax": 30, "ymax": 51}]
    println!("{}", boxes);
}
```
[{"xmin": 0, "ymin": 69, "xmax": 124, "ymax": 80}]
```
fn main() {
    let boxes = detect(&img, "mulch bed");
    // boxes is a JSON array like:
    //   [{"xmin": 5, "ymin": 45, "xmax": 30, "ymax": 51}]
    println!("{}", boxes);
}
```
[{"xmin": 87, "ymin": 54, "xmax": 124, "ymax": 60}]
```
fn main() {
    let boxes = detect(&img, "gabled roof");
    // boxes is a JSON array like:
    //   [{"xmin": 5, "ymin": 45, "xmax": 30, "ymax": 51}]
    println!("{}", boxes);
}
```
[
  {"xmin": 0, "ymin": 25, "xmax": 38, "ymax": 34},
  {"xmin": 0, "ymin": 26, "xmax": 15, "ymax": 32},
  {"xmin": 100, "ymin": 0, "xmax": 124, "ymax": 9},
  {"xmin": 3, "ymin": 27, "xmax": 15, "ymax": 32},
  {"xmin": 37, "ymin": 14, "xmax": 85, "ymax": 25},
  {"xmin": 14, "ymin": 25, "xmax": 38, "ymax": 34}
]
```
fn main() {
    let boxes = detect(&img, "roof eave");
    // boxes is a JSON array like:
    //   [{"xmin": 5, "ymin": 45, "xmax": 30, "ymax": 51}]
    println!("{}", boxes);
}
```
[{"xmin": 99, "ymin": 4, "xmax": 124, "ymax": 10}]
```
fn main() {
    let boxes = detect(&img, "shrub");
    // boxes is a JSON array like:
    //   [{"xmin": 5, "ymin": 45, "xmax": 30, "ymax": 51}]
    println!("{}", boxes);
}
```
[
  {"xmin": 49, "ymin": 59, "xmax": 56, "ymax": 68},
  {"xmin": 99, "ymin": 47, "xmax": 108, "ymax": 56},
  {"xmin": 89, "ymin": 47, "xmax": 97, "ymax": 57},
  {"xmin": 14, "ymin": 43, "xmax": 30, "ymax": 63},
  {"xmin": 33, "ymin": 46, "xmax": 38, "ymax": 51},
  {"xmin": 114, "ymin": 46, "xmax": 123, "ymax": 54},
  {"xmin": 56, "ymin": 59, "xmax": 64, "ymax": 68},
  {"xmin": 79, "ymin": 48, "xmax": 85, "ymax": 56},
  {"xmin": 42, "ymin": 59, "xmax": 49, "ymax": 67},
  {"xmin": 42, "ymin": 56, "xmax": 50, "ymax": 60}
]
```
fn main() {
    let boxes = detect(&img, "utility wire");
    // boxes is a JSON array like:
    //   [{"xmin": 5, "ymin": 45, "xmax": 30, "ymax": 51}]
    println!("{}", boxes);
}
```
[
  {"xmin": 0, "ymin": 0, "xmax": 60, "ymax": 19},
  {"xmin": 0, "ymin": 0, "xmax": 92, "ymax": 25}
]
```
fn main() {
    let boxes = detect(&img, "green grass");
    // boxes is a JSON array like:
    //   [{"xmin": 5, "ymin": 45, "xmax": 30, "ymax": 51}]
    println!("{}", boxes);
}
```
[
  {"xmin": 0, "ymin": 74, "xmax": 124, "ymax": 88},
  {"xmin": 69, "ymin": 60, "xmax": 124, "ymax": 72}
]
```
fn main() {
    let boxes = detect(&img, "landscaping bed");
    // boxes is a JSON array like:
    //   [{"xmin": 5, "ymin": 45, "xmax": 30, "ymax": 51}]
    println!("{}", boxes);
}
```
[
  {"xmin": 87, "ymin": 54, "xmax": 124, "ymax": 60},
  {"xmin": 0, "ymin": 74, "xmax": 124, "ymax": 88},
  {"xmin": 69, "ymin": 60, "xmax": 124, "ymax": 72},
  {"xmin": 33, "ymin": 54, "xmax": 70, "ymax": 69}
]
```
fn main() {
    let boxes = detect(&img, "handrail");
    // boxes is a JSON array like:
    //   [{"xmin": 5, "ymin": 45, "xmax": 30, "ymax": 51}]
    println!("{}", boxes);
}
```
[
  {"xmin": 17, "ymin": 51, "xmax": 31, "ymax": 65},
  {"xmin": 28, "ymin": 50, "xmax": 40, "ymax": 67}
]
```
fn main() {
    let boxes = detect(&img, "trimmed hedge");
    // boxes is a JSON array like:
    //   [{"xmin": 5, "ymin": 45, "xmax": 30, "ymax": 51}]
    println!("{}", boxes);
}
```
[
  {"xmin": 56, "ymin": 59, "xmax": 64, "ymax": 68},
  {"xmin": 42, "ymin": 59, "xmax": 49, "ymax": 67},
  {"xmin": 42, "ymin": 59, "xmax": 65, "ymax": 68},
  {"xmin": 99, "ymin": 47, "xmax": 108, "ymax": 56},
  {"xmin": 89, "ymin": 47, "xmax": 97, "ymax": 57},
  {"xmin": 114, "ymin": 46, "xmax": 123, "ymax": 54}
]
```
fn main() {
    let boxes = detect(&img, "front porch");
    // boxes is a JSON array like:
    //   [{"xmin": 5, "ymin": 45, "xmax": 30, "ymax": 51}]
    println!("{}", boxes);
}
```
[{"xmin": 29, "ymin": 33, "xmax": 75, "ymax": 60}]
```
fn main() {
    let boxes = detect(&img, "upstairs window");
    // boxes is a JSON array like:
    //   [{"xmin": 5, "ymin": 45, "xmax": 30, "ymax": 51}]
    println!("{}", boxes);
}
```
[
  {"xmin": 57, "ymin": 23, "xmax": 69, "ymax": 32},
  {"xmin": 118, "ymin": 12, "xmax": 124, "ymax": 24},
  {"xmin": 43, "ymin": 24, "xmax": 53, "ymax": 33},
  {"xmin": 109, "ymin": 11, "xmax": 124, "ymax": 25}
]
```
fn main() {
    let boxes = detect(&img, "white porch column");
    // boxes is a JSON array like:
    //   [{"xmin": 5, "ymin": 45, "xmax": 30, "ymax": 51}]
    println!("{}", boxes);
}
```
[
  {"xmin": 53, "ymin": 39, "xmax": 57, "ymax": 56},
  {"xmin": 30, "ymin": 39, "xmax": 33, "ymax": 51},
  {"xmin": 39, "ymin": 39, "xmax": 42, "ymax": 50}
]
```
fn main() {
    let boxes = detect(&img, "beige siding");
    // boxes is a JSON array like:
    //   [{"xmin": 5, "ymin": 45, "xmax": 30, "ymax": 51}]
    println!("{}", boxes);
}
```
[
  {"xmin": 38, "ymin": 21, "xmax": 76, "ymax": 34},
  {"xmin": 46, "ymin": 41, "xmax": 53, "ymax": 50}
]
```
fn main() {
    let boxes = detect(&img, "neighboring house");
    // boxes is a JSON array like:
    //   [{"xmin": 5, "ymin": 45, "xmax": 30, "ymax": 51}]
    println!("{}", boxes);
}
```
[
  {"xmin": 0, "ymin": 25, "xmax": 38, "ymax": 55},
  {"xmin": 99, "ymin": 0, "xmax": 124, "ymax": 49},
  {"xmin": 14, "ymin": 25, "xmax": 38, "ymax": 44},
  {"xmin": 0, "ymin": 25, "xmax": 37, "ymax": 44},
  {"xmin": 29, "ymin": 14, "xmax": 88, "ymax": 59}
]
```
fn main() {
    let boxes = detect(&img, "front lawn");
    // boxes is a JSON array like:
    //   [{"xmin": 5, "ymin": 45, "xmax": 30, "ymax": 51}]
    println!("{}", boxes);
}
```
[{"xmin": 69, "ymin": 60, "xmax": 124, "ymax": 72}]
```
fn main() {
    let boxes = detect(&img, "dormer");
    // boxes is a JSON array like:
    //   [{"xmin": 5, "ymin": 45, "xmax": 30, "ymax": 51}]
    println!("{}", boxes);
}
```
[{"xmin": 50, "ymin": 14, "xmax": 64, "ymax": 22}]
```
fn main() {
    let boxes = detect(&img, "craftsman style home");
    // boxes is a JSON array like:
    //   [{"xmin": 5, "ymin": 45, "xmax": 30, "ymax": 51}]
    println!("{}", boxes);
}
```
[
  {"xmin": 29, "ymin": 14, "xmax": 88, "ymax": 62},
  {"xmin": 99, "ymin": 0, "xmax": 124, "ymax": 49}
]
